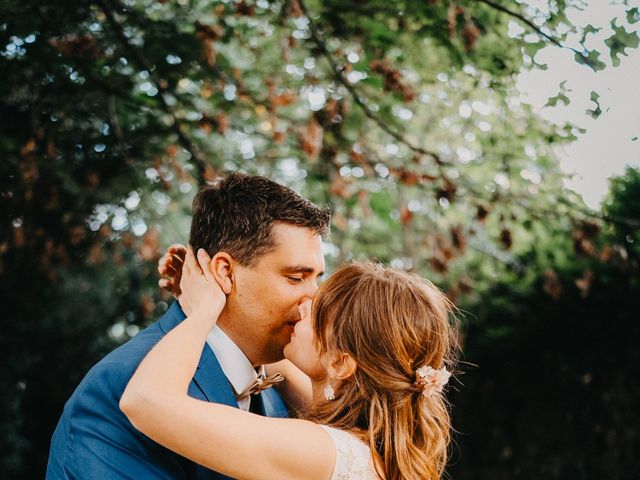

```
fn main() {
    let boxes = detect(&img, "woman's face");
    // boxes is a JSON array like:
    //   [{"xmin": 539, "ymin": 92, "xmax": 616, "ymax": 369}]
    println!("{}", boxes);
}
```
[{"xmin": 283, "ymin": 300, "xmax": 327, "ymax": 381}]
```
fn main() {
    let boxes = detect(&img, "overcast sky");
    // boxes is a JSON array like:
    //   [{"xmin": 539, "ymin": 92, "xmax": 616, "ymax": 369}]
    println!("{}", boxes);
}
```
[{"xmin": 515, "ymin": 1, "xmax": 640, "ymax": 209}]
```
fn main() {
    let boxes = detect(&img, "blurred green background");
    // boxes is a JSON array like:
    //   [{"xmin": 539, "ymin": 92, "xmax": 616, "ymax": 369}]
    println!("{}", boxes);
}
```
[{"xmin": 2, "ymin": 0, "xmax": 639, "ymax": 478}]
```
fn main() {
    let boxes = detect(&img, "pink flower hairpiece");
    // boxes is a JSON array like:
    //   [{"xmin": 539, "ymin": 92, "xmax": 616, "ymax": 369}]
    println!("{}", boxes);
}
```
[{"xmin": 414, "ymin": 365, "xmax": 451, "ymax": 398}]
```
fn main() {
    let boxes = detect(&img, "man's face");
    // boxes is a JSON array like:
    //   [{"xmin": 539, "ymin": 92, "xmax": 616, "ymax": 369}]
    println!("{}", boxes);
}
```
[{"xmin": 219, "ymin": 223, "xmax": 325, "ymax": 366}]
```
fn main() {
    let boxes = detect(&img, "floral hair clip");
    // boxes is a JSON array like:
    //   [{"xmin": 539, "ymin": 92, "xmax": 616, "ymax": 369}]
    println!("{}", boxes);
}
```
[{"xmin": 414, "ymin": 365, "xmax": 451, "ymax": 398}]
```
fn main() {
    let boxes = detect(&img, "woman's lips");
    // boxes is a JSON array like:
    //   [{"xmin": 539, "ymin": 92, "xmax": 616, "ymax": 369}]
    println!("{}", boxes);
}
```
[{"xmin": 286, "ymin": 319, "xmax": 300, "ymax": 336}]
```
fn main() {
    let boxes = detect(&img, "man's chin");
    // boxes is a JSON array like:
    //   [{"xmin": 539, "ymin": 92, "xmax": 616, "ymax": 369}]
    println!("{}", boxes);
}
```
[{"xmin": 263, "ymin": 344, "xmax": 287, "ymax": 365}]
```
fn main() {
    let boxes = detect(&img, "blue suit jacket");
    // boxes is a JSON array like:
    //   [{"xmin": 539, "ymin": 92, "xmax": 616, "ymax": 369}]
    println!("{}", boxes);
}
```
[{"xmin": 46, "ymin": 302, "xmax": 289, "ymax": 479}]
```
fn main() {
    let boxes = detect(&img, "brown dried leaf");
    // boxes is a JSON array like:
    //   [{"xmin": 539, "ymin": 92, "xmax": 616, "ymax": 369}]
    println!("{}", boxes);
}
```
[
  {"xmin": 400, "ymin": 206, "xmax": 413, "ymax": 225},
  {"xmin": 289, "ymin": 0, "xmax": 304, "ymax": 18},
  {"xmin": 139, "ymin": 228, "xmax": 160, "ymax": 261},
  {"xmin": 99, "ymin": 224, "xmax": 112, "ymax": 238},
  {"xmin": 69, "ymin": 226, "xmax": 86, "ymax": 246},
  {"xmin": 235, "ymin": 1, "xmax": 255, "ymax": 15},
  {"xmin": 543, "ymin": 269, "xmax": 562, "ymax": 300},
  {"xmin": 87, "ymin": 242, "xmax": 104, "ymax": 266},
  {"xmin": 49, "ymin": 34, "xmax": 100, "ymax": 58},
  {"xmin": 330, "ymin": 176, "xmax": 350, "ymax": 199},
  {"xmin": 195, "ymin": 22, "xmax": 224, "ymax": 41},
  {"xmin": 573, "ymin": 236, "xmax": 595, "ymax": 257},
  {"xmin": 273, "ymin": 130, "xmax": 285, "ymax": 143},
  {"xmin": 575, "ymin": 269, "xmax": 594, "ymax": 298},
  {"xmin": 580, "ymin": 220, "xmax": 600, "ymax": 239},
  {"xmin": 122, "ymin": 232, "xmax": 135, "ymax": 248},
  {"xmin": 357, "ymin": 190, "xmax": 372, "ymax": 218},
  {"xmin": 476, "ymin": 205, "xmax": 489, "ymax": 223},
  {"xmin": 599, "ymin": 245, "xmax": 613, "ymax": 262},
  {"xmin": 429, "ymin": 256, "xmax": 448, "ymax": 274},
  {"xmin": 333, "ymin": 212, "xmax": 348, "ymax": 231},
  {"xmin": 214, "ymin": 112, "xmax": 230, "ymax": 135},
  {"xmin": 13, "ymin": 224, "xmax": 25, "ymax": 248},
  {"xmin": 20, "ymin": 139, "xmax": 37, "ymax": 157},
  {"xmin": 299, "ymin": 117, "xmax": 323, "ymax": 160},
  {"xmin": 203, "ymin": 42, "xmax": 217, "ymax": 66},
  {"xmin": 451, "ymin": 225, "xmax": 467, "ymax": 253},
  {"xmin": 463, "ymin": 22, "xmax": 481, "ymax": 51},
  {"xmin": 166, "ymin": 144, "xmax": 179, "ymax": 157},
  {"xmin": 436, "ymin": 179, "xmax": 457, "ymax": 202},
  {"xmin": 139, "ymin": 294, "xmax": 155, "ymax": 318},
  {"xmin": 370, "ymin": 58, "xmax": 415, "ymax": 101},
  {"xmin": 397, "ymin": 168, "xmax": 421, "ymax": 186},
  {"xmin": 203, "ymin": 164, "xmax": 218, "ymax": 182},
  {"xmin": 271, "ymin": 90, "xmax": 297, "ymax": 107},
  {"xmin": 448, "ymin": 5, "xmax": 465, "ymax": 37},
  {"xmin": 499, "ymin": 228, "xmax": 512, "ymax": 250}
]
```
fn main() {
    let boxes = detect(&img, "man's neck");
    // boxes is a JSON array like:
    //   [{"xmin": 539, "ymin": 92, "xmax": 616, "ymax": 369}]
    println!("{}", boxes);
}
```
[{"xmin": 217, "ymin": 314, "xmax": 259, "ymax": 367}]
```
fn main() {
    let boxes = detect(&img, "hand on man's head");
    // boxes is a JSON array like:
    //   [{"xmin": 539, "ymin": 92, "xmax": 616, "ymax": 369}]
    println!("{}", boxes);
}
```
[
  {"xmin": 178, "ymin": 248, "xmax": 226, "ymax": 320},
  {"xmin": 158, "ymin": 243, "xmax": 187, "ymax": 298}
]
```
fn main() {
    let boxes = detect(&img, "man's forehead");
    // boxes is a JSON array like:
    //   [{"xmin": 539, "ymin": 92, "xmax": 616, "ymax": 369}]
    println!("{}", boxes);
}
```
[
  {"xmin": 267, "ymin": 224, "xmax": 325, "ymax": 270},
  {"xmin": 269, "ymin": 244, "xmax": 325, "ymax": 270}
]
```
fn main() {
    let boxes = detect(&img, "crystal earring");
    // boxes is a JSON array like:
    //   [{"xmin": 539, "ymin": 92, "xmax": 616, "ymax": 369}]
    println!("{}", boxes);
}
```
[{"xmin": 324, "ymin": 384, "xmax": 335, "ymax": 401}]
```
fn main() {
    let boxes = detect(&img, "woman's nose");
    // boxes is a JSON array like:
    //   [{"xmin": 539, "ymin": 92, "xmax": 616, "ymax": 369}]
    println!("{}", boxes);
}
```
[{"xmin": 298, "ymin": 299, "xmax": 312, "ymax": 320}]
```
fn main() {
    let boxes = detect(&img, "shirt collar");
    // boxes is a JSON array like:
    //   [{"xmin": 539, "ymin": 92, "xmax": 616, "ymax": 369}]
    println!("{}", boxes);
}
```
[{"xmin": 206, "ymin": 326, "xmax": 258, "ymax": 398}]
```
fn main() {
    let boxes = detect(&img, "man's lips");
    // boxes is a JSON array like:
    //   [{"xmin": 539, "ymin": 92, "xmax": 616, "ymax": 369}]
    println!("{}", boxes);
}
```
[{"xmin": 286, "ymin": 319, "xmax": 301, "ymax": 335}]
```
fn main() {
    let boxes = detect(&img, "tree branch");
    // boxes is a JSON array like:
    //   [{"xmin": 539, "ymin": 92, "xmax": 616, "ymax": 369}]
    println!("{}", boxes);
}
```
[
  {"xmin": 107, "ymin": 95, "xmax": 133, "ymax": 165},
  {"xmin": 296, "ymin": 0, "xmax": 448, "ymax": 168},
  {"xmin": 475, "ymin": 0, "xmax": 582, "ymax": 55},
  {"xmin": 96, "ymin": 0, "xmax": 211, "ymax": 184}
]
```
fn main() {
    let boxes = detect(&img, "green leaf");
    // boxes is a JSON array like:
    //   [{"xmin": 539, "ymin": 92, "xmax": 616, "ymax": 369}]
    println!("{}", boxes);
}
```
[
  {"xmin": 545, "ymin": 80, "xmax": 571, "ymax": 107},
  {"xmin": 585, "ymin": 91, "xmax": 602, "ymax": 119},
  {"xmin": 627, "ymin": 8, "xmax": 640, "ymax": 25},
  {"xmin": 574, "ymin": 49, "xmax": 606, "ymax": 71},
  {"xmin": 579, "ymin": 24, "xmax": 602, "ymax": 46},
  {"xmin": 604, "ymin": 19, "xmax": 640, "ymax": 67},
  {"xmin": 545, "ymin": 92, "xmax": 570, "ymax": 107}
]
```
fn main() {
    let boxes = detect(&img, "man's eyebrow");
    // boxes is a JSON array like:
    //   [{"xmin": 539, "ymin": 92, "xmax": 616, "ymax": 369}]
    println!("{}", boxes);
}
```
[{"xmin": 282, "ymin": 265, "xmax": 324, "ymax": 276}]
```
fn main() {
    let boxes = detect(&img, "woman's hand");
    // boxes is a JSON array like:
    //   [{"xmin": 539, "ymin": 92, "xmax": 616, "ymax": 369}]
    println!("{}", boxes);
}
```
[
  {"xmin": 179, "ymin": 248, "xmax": 226, "ymax": 324},
  {"xmin": 158, "ymin": 244, "xmax": 187, "ymax": 297}
]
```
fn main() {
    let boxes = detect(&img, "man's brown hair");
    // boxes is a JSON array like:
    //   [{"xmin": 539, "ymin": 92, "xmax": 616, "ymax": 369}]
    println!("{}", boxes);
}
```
[{"xmin": 189, "ymin": 173, "xmax": 330, "ymax": 266}]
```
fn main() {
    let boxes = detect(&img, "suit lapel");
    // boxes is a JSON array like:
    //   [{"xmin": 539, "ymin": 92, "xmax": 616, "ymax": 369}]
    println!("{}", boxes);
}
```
[
  {"xmin": 159, "ymin": 302, "xmax": 238, "ymax": 408},
  {"xmin": 261, "ymin": 387, "xmax": 289, "ymax": 418},
  {"xmin": 192, "ymin": 345, "xmax": 238, "ymax": 407}
]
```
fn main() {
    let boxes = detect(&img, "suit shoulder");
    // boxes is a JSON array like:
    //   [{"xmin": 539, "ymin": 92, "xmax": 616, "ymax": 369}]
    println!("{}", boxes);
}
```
[{"xmin": 65, "ymin": 321, "xmax": 164, "ymax": 405}]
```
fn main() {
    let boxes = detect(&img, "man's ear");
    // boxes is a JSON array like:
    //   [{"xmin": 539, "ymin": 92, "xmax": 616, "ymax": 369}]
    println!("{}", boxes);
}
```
[
  {"xmin": 328, "ymin": 352, "xmax": 358, "ymax": 381},
  {"xmin": 210, "ymin": 252, "xmax": 234, "ymax": 295}
]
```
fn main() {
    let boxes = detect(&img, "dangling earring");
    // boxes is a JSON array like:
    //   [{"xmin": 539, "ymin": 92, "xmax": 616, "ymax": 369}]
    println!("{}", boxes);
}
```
[{"xmin": 323, "ymin": 384, "xmax": 335, "ymax": 401}]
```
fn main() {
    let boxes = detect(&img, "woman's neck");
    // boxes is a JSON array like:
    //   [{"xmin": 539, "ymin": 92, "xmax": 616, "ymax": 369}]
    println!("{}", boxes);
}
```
[{"xmin": 310, "ymin": 380, "xmax": 325, "ymax": 402}]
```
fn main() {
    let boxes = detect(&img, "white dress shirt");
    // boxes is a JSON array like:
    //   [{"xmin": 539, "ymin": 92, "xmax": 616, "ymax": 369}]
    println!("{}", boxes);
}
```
[{"xmin": 206, "ymin": 326, "xmax": 258, "ymax": 411}]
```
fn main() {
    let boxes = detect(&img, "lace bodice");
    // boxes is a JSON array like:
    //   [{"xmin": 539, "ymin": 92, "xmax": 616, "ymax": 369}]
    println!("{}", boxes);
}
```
[{"xmin": 319, "ymin": 425, "xmax": 379, "ymax": 479}]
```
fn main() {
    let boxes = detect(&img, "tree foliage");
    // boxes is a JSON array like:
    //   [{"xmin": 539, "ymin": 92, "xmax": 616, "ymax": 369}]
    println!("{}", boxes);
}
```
[
  {"xmin": 1, "ymin": 0, "xmax": 639, "ymax": 477},
  {"xmin": 451, "ymin": 167, "xmax": 640, "ymax": 479}
]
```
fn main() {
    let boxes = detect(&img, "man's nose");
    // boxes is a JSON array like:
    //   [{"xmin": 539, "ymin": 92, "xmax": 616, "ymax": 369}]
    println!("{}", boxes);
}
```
[{"xmin": 302, "ymin": 279, "xmax": 318, "ymax": 300}]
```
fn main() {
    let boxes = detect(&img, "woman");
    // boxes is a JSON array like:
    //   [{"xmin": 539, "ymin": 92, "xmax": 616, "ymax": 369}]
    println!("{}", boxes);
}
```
[{"xmin": 121, "ymin": 249, "xmax": 458, "ymax": 479}]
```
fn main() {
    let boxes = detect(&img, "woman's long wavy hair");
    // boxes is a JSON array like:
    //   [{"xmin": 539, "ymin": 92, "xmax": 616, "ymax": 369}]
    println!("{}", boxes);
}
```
[{"xmin": 303, "ymin": 262, "xmax": 459, "ymax": 480}]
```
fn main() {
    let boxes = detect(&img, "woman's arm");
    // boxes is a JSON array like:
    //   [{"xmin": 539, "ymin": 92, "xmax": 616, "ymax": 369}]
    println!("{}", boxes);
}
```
[
  {"xmin": 159, "ymin": 245, "xmax": 315, "ymax": 410},
  {"xmin": 121, "ymin": 249, "xmax": 335, "ymax": 480},
  {"xmin": 265, "ymin": 359, "xmax": 313, "ymax": 411}
]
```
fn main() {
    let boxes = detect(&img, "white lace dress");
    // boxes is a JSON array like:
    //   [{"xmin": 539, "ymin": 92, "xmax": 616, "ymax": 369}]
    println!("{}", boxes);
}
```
[{"xmin": 319, "ymin": 425, "xmax": 379, "ymax": 479}]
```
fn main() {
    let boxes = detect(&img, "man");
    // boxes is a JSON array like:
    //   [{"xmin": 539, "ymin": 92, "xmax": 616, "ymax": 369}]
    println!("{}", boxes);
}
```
[{"xmin": 46, "ymin": 173, "xmax": 329, "ymax": 479}]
